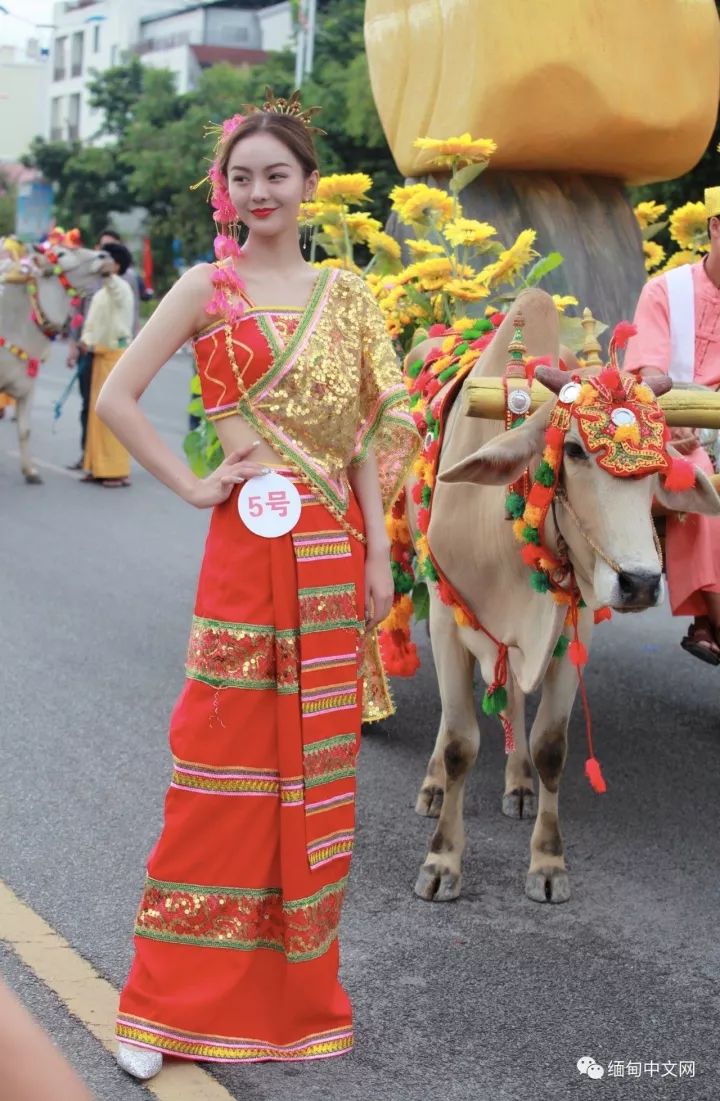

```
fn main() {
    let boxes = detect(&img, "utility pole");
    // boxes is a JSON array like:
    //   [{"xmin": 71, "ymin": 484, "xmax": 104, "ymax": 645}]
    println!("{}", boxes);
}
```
[{"xmin": 294, "ymin": 0, "xmax": 318, "ymax": 87}]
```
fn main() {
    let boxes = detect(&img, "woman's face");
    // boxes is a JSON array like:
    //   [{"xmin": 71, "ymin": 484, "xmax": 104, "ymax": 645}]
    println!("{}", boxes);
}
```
[{"xmin": 226, "ymin": 132, "xmax": 318, "ymax": 237}]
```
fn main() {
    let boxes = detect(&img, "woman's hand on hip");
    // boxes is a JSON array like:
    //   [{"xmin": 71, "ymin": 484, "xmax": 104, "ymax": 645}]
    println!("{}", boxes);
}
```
[
  {"xmin": 364, "ymin": 547, "xmax": 394, "ymax": 631},
  {"xmin": 186, "ymin": 443, "xmax": 268, "ymax": 509}
]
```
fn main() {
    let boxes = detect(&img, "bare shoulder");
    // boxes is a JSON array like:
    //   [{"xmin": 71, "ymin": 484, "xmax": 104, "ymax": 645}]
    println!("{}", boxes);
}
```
[{"xmin": 157, "ymin": 263, "xmax": 216, "ymax": 331}]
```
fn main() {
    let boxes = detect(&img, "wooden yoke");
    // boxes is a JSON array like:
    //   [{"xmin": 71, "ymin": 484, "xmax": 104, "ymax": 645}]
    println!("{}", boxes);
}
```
[{"xmin": 461, "ymin": 378, "xmax": 720, "ymax": 429}]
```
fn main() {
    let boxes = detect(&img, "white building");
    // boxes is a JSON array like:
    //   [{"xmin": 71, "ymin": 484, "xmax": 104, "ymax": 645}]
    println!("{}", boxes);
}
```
[
  {"xmin": 0, "ymin": 41, "xmax": 51, "ymax": 161},
  {"xmin": 48, "ymin": 0, "xmax": 292, "ymax": 144}
]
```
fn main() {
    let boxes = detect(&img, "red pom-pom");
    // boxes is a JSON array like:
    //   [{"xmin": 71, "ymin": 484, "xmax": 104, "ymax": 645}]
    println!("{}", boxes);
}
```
[
  {"xmin": 470, "ymin": 333, "xmax": 494, "ymax": 351},
  {"xmin": 597, "ymin": 367, "xmax": 622, "ymax": 391},
  {"xmin": 568, "ymin": 639, "xmax": 588, "ymax": 666},
  {"xmin": 559, "ymin": 357, "xmax": 568, "ymax": 372},
  {"xmin": 525, "ymin": 355, "xmax": 551, "ymax": 382},
  {"xmin": 425, "ymin": 378, "xmax": 441, "ymax": 398},
  {"xmin": 417, "ymin": 507, "xmax": 430, "ymax": 533},
  {"xmin": 611, "ymin": 321, "xmax": 637, "ymax": 350},
  {"xmin": 545, "ymin": 424, "xmax": 566, "ymax": 450},
  {"xmin": 428, "ymin": 323, "xmax": 447, "ymax": 338},
  {"xmin": 425, "ymin": 439, "xmax": 440, "ymax": 463},
  {"xmin": 665, "ymin": 457, "xmax": 696, "ymax": 492},
  {"xmin": 585, "ymin": 755, "xmax": 607, "ymax": 793},
  {"xmin": 379, "ymin": 629, "xmax": 420, "ymax": 677},
  {"xmin": 411, "ymin": 482, "xmax": 423, "ymax": 504},
  {"xmin": 521, "ymin": 544, "xmax": 542, "ymax": 566},
  {"xmin": 593, "ymin": 606, "xmax": 612, "ymax": 624},
  {"xmin": 491, "ymin": 312, "xmax": 506, "ymax": 328},
  {"xmin": 436, "ymin": 578, "xmax": 456, "ymax": 607},
  {"xmin": 425, "ymin": 346, "xmax": 444, "ymax": 364}
]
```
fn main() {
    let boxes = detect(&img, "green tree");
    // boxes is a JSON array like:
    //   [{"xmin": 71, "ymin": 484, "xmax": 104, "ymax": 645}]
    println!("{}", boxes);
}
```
[{"xmin": 0, "ymin": 169, "xmax": 16, "ymax": 236}]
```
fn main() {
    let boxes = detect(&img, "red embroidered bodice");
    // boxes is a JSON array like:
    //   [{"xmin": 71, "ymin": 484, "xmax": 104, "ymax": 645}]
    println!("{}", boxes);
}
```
[{"xmin": 193, "ymin": 307, "xmax": 301, "ymax": 421}]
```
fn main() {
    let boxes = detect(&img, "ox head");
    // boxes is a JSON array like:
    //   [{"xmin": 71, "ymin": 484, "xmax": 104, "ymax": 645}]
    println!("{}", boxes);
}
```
[
  {"xmin": 32, "ymin": 244, "xmax": 113, "ymax": 293},
  {"xmin": 440, "ymin": 366, "xmax": 720, "ymax": 613}
]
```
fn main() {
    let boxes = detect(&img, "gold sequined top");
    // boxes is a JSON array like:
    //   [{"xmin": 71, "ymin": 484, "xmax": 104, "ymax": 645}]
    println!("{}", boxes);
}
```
[{"xmin": 193, "ymin": 267, "xmax": 420, "ymax": 517}]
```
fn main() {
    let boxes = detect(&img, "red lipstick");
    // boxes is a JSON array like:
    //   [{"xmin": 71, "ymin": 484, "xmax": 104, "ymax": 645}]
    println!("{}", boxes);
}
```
[{"xmin": 251, "ymin": 208, "xmax": 276, "ymax": 219}]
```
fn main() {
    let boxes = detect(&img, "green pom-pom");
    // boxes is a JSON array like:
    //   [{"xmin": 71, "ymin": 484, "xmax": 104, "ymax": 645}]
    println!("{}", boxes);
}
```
[
  {"xmin": 505, "ymin": 491, "xmax": 525, "ymax": 519},
  {"xmin": 476, "ymin": 318, "xmax": 493, "ymax": 333},
  {"xmin": 438, "ymin": 365, "xmax": 458, "ymax": 383},
  {"xmin": 530, "ymin": 570, "xmax": 550, "ymax": 593},
  {"xmin": 423, "ymin": 558, "xmax": 439, "ymax": 582},
  {"xmin": 482, "ymin": 685, "xmax": 508, "ymax": 716},
  {"xmin": 522, "ymin": 525, "xmax": 540, "ymax": 545},
  {"xmin": 454, "ymin": 342, "xmax": 469, "ymax": 355},
  {"xmin": 422, "ymin": 484, "xmax": 432, "ymax": 507},
  {"xmin": 407, "ymin": 358, "xmax": 424, "ymax": 379},
  {"xmin": 578, "ymin": 598, "xmax": 586, "ymax": 609},
  {"xmin": 509, "ymin": 416, "xmax": 525, "ymax": 429},
  {"xmin": 535, "ymin": 461, "xmax": 555, "ymax": 487},
  {"xmin": 552, "ymin": 635, "xmax": 570, "ymax": 659}
]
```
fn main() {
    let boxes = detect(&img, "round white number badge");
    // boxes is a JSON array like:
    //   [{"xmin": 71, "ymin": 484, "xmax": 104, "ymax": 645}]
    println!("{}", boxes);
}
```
[{"xmin": 238, "ymin": 471, "xmax": 302, "ymax": 538}]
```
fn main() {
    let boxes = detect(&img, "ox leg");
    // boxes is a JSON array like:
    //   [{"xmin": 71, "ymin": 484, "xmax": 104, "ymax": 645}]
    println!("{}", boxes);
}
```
[
  {"xmin": 414, "ymin": 714, "xmax": 447, "ymax": 817},
  {"xmin": 525, "ymin": 614, "xmax": 592, "ymax": 904},
  {"xmin": 15, "ymin": 386, "xmax": 42, "ymax": 485},
  {"xmin": 415, "ymin": 609, "xmax": 477, "ymax": 902},
  {"xmin": 501, "ymin": 682, "xmax": 536, "ymax": 820}
]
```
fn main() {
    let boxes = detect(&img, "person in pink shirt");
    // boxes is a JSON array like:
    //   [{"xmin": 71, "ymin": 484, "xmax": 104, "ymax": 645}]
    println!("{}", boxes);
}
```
[{"xmin": 624, "ymin": 187, "xmax": 720, "ymax": 662}]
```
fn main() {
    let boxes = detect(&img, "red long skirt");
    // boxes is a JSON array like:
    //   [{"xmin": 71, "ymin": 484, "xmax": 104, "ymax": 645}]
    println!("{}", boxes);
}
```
[{"xmin": 116, "ymin": 474, "xmax": 365, "ymax": 1062}]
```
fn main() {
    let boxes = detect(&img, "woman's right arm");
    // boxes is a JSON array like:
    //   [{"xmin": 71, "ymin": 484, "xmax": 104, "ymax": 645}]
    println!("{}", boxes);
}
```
[{"xmin": 96, "ymin": 265, "xmax": 266, "ymax": 507}]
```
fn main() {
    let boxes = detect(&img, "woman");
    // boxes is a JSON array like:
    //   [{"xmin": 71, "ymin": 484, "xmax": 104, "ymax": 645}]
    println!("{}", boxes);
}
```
[
  {"xmin": 96, "ymin": 96, "xmax": 419, "ymax": 1081},
  {"xmin": 82, "ymin": 241, "xmax": 134, "ymax": 487}
]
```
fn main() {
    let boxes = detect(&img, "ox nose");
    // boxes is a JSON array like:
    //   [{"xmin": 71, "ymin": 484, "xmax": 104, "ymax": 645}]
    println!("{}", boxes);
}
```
[{"xmin": 617, "ymin": 570, "xmax": 661, "ymax": 608}]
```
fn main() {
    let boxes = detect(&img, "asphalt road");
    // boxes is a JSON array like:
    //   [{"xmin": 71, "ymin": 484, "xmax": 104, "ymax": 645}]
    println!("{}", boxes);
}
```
[{"xmin": 1, "ymin": 342, "xmax": 719, "ymax": 1101}]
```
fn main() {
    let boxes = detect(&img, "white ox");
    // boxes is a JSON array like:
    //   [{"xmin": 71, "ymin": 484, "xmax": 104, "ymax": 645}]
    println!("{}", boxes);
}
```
[
  {"xmin": 409, "ymin": 290, "xmax": 720, "ymax": 904},
  {"xmin": 0, "ymin": 245, "xmax": 109, "ymax": 483}
]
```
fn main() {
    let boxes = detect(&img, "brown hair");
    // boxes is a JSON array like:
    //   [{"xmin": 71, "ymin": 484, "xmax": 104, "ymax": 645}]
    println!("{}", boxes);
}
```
[{"xmin": 218, "ymin": 113, "xmax": 319, "ymax": 179}]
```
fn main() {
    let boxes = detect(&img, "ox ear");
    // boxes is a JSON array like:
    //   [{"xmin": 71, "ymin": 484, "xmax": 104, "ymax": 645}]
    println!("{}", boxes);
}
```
[
  {"xmin": 655, "ymin": 452, "xmax": 720, "ymax": 516},
  {"xmin": 440, "ymin": 407, "xmax": 551, "ymax": 487}
]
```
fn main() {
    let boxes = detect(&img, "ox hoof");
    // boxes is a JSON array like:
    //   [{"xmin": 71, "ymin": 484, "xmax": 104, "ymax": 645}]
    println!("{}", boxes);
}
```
[
  {"xmin": 414, "ymin": 862, "xmax": 461, "ymax": 903},
  {"xmin": 24, "ymin": 470, "xmax": 43, "ymax": 485},
  {"xmin": 525, "ymin": 867, "xmax": 571, "ymax": 904},
  {"xmin": 415, "ymin": 784, "xmax": 444, "ymax": 818},
  {"xmin": 502, "ymin": 789, "xmax": 538, "ymax": 820}
]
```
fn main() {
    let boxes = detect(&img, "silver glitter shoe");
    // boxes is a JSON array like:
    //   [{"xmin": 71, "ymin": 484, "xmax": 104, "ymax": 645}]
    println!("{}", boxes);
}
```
[{"xmin": 116, "ymin": 1042, "xmax": 163, "ymax": 1080}]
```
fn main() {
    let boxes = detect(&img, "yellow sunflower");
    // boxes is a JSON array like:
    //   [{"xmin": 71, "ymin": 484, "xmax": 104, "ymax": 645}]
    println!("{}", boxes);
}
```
[
  {"xmin": 367, "ymin": 230, "xmax": 402, "ymax": 264},
  {"xmin": 552, "ymin": 294, "xmax": 579, "ymax": 313},
  {"xmin": 478, "ymin": 229, "xmax": 538, "ymax": 287},
  {"xmin": 658, "ymin": 249, "xmax": 697, "ymax": 274},
  {"xmin": 299, "ymin": 200, "xmax": 344, "ymax": 224},
  {"xmin": 669, "ymin": 201, "xmax": 709, "ymax": 251},
  {"xmin": 444, "ymin": 277, "xmax": 490, "ymax": 301},
  {"xmin": 443, "ymin": 218, "xmax": 497, "ymax": 249},
  {"xmin": 390, "ymin": 183, "xmax": 454, "ymax": 229},
  {"xmin": 344, "ymin": 212, "xmax": 382, "ymax": 245},
  {"xmin": 643, "ymin": 240, "xmax": 666, "ymax": 272},
  {"xmin": 413, "ymin": 133, "xmax": 497, "ymax": 169},
  {"xmin": 633, "ymin": 201, "xmax": 667, "ymax": 230},
  {"xmin": 315, "ymin": 173, "xmax": 373, "ymax": 206},
  {"xmin": 313, "ymin": 257, "xmax": 362, "ymax": 273},
  {"xmin": 406, "ymin": 238, "xmax": 446, "ymax": 257}
]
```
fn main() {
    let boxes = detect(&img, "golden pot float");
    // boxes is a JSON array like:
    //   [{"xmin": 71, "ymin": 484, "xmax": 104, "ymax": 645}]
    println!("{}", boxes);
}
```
[
  {"xmin": 365, "ymin": 0, "xmax": 720, "ymax": 183},
  {"xmin": 364, "ymin": 1, "xmax": 720, "ymax": 327}
]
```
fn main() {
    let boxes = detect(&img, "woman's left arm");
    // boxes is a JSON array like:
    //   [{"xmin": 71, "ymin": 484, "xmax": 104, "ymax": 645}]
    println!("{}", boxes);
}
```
[{"xmin": 347, "ymin": 448, "xmax": 393, "ymax": 630}]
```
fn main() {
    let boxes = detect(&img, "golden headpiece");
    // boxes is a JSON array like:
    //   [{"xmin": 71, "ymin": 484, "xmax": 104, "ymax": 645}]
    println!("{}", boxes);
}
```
[{"xmin": 243, "ymin": 87, "xmax": 326, "ymax": 136}]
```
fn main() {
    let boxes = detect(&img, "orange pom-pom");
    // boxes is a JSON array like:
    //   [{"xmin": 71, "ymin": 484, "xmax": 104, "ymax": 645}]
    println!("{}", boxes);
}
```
[
  {"xmin": 665, "ymin": 457, "xmax": 695, "ymax": 492},
  {"xmin": 523, "ymin": 504, "xmax": 543, "ymax": 528},
  {"xmin": 568, "ymin": 639, "xmax": 588, "ymax": 666},
  {"xmin": 593, "ymin": 606, "xmax": 612, "ymax": 624},
  {"xmin": 585, "ymin": 755, "xmax": 607, "ymax": 793}
]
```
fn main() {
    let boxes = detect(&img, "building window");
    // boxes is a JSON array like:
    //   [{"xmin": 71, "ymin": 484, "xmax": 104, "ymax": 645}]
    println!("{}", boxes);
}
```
[
  {"xmin": 50, "ymin": 96, "xmax": 63, "ymax": 141},
  {"xmin": 71, "ymin": 31, "xmax": 84, "ymax": 78},
  {"xmin": 68, "ymin": 94, "xmax": 81, "ymax": 141},
  {"xmin": 93, "ymin": 24, "xmax": 101, "ymax": 53},
  {"xmin": 53, "ymin": 36, "xmax": 66, "ymax": 81}
]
